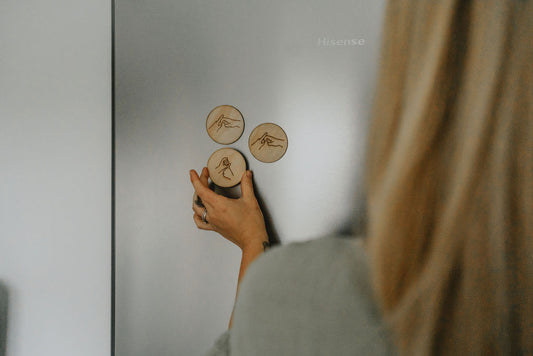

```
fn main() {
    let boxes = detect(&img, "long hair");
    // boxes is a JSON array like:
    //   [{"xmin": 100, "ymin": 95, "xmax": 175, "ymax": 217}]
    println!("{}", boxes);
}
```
[{"xmin": 366, "ymin": 0, "xmax": 532, "ymax": 354}]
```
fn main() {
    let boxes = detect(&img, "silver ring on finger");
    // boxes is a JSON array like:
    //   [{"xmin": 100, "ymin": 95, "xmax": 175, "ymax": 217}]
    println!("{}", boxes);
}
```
[{"xmin": 202, "ymin": 208, "xmax": 208, "ymax": 224}]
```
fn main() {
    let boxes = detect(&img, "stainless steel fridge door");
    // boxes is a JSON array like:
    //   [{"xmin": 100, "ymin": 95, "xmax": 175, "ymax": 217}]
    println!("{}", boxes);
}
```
[{"xmin": 115, "ymin": 0, "xmax": 386, "ymax": 354}]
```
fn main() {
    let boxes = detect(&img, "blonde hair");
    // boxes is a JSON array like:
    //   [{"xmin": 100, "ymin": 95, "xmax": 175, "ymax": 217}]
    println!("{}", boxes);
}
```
[{"xmin": 366, "ymin": 0, "xmax": 533, "ymax": 354}]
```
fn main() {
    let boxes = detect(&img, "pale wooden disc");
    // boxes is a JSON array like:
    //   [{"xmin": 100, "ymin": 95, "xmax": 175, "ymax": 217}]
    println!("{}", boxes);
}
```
[
  {"xmin": 248, "ymin": 123, "xmax": 288, "ymax": 163},
  {"xmin": 206, "ymin": 105, "xmax": 245, "ymax": 144},
  {"xmin": 207, "ymin": 148, "xmax": 247, "ymax": 187}
]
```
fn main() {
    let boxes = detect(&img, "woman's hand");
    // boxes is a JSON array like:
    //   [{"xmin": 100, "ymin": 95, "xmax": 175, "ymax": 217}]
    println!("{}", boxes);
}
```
[
  {"xmin": 189, "ymin": 167, "xmax": 268, "ymax": 252},
  {"xmin": 190, "ymin": 167, "xmax": 269, "ymax": 328}
]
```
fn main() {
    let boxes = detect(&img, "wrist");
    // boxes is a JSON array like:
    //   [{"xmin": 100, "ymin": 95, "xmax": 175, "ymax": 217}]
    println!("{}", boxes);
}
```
[{"xmin": 240, "ymin": 233, "xmax": 269, "ymax": 253}]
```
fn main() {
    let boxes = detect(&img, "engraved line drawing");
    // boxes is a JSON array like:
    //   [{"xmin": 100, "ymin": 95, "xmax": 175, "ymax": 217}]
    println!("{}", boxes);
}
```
[
  {"xmin": 209, "ymin": 114, "xmax": 241, "ymax": 133},
  {"xmin": 215, "ymin": 157, "xmax": 234, "ymax": 180},
  {"xmin": 251, "ymin": 132, "xmax": 285, "ymax": 150}
]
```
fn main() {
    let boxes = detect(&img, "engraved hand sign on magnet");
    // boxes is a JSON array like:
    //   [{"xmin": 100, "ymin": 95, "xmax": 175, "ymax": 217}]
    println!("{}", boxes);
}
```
[
  {"xmin": 207, "ymin": 148, "xmax": 247, "ymax": 187},
  {"xmin": 206, "ymin": 105, "xmax": 245, "ymax": 144},
  {"xmin": 249, "ymin": 123, "xmax": 288, "ymax": 163}
]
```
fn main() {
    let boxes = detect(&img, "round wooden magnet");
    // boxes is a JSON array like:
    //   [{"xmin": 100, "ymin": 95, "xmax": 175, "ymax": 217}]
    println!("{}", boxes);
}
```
[
  {"xmin": 206, "ymin": 105, "xmax": 245, "ymax": 144},
  {"xmin": 248, "ymin": 123, "xmax": 288, "ymax": 163},
  {"xmin": 207, "ymin": 148, "xmax": 247, "ymax": 187}
]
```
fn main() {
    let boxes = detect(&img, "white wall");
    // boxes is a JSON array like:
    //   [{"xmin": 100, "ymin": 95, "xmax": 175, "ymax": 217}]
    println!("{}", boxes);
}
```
[{"xmin": 0, "ymin": 1, "xmax": 111, "ymax": 355}]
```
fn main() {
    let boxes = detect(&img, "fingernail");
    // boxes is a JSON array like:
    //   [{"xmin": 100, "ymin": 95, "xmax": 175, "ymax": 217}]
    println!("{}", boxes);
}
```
[{"xmin": 247, "ymin": 170, "xmax": 252, "ymax": 178}]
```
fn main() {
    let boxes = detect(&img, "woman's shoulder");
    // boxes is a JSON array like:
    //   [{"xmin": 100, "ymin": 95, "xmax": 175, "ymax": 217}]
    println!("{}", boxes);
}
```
[
  {"xmin": 265, "ymin": 234, "xmax": 365, "ymax": 259},
  {"xmin": 245, "ymin": 235, "xmax": 371, "ymax": 291},
  {"xmin": 265, "ymin": 234, "xmax": 367, "ymax": 262},
  {"xmin": 230, "ymin": 235, "xmax": 394, "ymax": 355}
]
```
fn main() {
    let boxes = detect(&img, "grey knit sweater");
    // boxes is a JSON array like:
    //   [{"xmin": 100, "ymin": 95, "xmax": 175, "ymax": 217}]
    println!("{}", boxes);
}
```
[{"xmin": 204, "ymin": 235, "xmax": 395, "ymax": 356}]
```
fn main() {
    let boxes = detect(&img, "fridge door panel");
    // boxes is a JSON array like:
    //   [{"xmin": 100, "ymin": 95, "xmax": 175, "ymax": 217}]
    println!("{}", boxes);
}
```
[{"xmin": 116, "ymin": 1, "xmax": 386, "ymax": 354}]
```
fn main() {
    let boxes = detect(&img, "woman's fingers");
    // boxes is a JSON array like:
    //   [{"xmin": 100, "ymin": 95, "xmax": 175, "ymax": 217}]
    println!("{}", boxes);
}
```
[
  {"xmin": 240, "ymin": 170, "xmax": 256, "ymax": 201},
  {"xmin": 192, "ymin": 192, "xmax": 214, "ymax": 229},
  {"xmin": 193, "ymin": 192, "xmax": 205, "ymax": 208},
  {"xmin": 199, "ymin": 167, "xmax": 209, "ymax": 186},
  {"xmin": 190, "ymin": 169, "xmax": 218, "ymax": 204},
  {"xmin": 193, "ymin": 213, "xmax": 214, "ymax": 231},
  {"xmin": 192, "ymin": 200, "xmax": 207, "ymax": 217}
]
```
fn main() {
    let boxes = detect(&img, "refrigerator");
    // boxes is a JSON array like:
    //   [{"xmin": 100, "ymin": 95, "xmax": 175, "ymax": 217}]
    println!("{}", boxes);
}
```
[{"xmin": 115, "ymin": 0, "xmax": 386, "ymax": 354}]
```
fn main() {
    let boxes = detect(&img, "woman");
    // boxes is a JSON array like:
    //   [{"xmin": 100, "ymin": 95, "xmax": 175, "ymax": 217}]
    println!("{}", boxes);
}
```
[{"xmin": 191, "ymin": 0, "xmax": 532, "ymax": 354}]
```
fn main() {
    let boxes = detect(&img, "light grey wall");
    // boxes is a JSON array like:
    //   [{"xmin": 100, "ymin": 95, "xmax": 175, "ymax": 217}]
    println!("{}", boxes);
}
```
[
  {"xmin": 115, "ymin": 1, "xmax": 385, "ymax": 355},
  {"xmin": 0, "ymin": 1, "xmax": 111, "ymax": 355}
]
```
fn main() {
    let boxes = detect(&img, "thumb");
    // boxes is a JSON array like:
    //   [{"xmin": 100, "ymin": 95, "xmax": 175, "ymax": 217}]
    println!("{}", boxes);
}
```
[{"xmin": 240, "ymin": 170, "xmax": 256, "ymax": 200}]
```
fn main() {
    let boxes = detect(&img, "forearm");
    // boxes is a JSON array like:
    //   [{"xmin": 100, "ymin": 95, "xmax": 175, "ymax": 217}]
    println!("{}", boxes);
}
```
[{"xmin": 229, "ymin": 239, "xmax": 268, "ymax": 328}]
